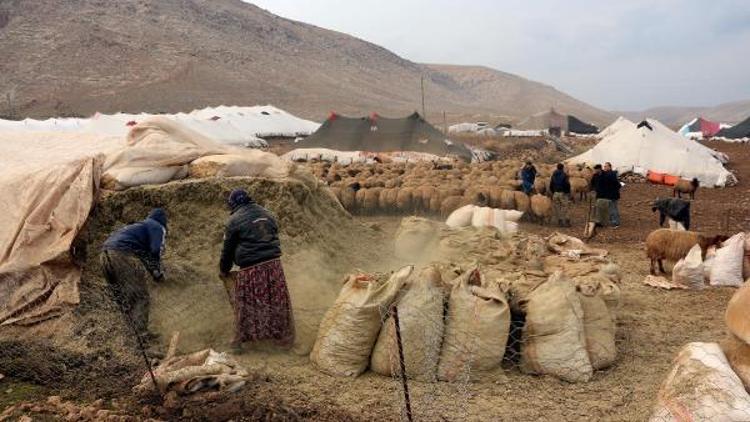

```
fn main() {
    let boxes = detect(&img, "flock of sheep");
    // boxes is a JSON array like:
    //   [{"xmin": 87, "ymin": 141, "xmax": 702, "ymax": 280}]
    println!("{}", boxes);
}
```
[{"xmin": 307, "ymin": 160, "xmax": 595, "ymax": 224}]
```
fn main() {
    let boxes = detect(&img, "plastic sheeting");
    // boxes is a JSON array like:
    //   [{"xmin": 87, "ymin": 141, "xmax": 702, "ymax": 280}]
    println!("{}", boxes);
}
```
[{"xmin": 568, "ymin": 118, "xmax": 734, "ymax": 187}]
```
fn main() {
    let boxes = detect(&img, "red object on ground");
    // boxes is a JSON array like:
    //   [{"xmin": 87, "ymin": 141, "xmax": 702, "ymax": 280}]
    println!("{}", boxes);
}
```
[
  {"xmin": 648, "ymin": 171, "xmax": 666, "ymax": 184},
  {"xmin": 663, "ymin": 175, "xmax": 680, "ymax": 186}
]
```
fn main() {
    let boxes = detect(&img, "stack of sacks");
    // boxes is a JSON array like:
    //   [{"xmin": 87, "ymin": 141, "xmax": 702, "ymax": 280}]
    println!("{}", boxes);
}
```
[
  {"xmin": 518, "ymin": 272, "xmax": 616, "ymax": 383},
  {"xmin": 310, "ymin": 266, "xmax": 413, "ymax": 377},
  {"xmin": 651, "ymin": 283, "xmax": 750, "ymax": 420},
  {"xmin": 444, "ymin": 204, "xmax": 523, "ymax": 235}
]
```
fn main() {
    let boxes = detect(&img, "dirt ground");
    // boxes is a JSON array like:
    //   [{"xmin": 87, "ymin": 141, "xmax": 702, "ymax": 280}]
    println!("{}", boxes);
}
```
[{"xmin": 2, "ymin": 141, "xmax": 748, "ymax": 421}]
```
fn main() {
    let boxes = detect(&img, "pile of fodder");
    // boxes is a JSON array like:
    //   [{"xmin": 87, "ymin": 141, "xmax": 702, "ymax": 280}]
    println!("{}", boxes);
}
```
[{"xmin": 0, "ymin": 176, "xmax": 387, "ymax": 395}]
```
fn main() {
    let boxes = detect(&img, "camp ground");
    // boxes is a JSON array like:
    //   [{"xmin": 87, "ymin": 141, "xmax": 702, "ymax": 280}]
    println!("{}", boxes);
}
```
[{"xmin": 2, "ymin": 1, "xmax": 750, "ymax": 421}]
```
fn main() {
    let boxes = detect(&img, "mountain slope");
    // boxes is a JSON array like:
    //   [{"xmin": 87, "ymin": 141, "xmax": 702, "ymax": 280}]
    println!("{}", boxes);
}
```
[
  {"xmin": 0, "ymin": 0, "xmax": 613, "ymax": 126},
  {"xmin": 620, "ymin": 100, "xmax": 750, "ymax": 128}
]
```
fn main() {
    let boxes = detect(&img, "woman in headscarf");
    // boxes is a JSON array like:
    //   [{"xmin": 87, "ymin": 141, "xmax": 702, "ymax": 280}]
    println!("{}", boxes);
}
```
[{"xmin": 219, "ymin": 189, "xmax": 294, "ymax": 350}]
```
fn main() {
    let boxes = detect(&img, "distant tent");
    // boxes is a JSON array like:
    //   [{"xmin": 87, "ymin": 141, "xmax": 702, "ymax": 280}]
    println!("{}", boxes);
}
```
[
  {"xmin": 715, "ymin": 116, "xmax": 750, "ymax": 139},
  {"xmin": 302, "ymin": 112, "xmax": 473, "ymax": 161},
  {"xmin": 678, "ymin": 117, "xmax": 721, "ymax": 138},
  {"xmin": 567, "ymin": 115, "xmax": 599, "ymax": 134},
  {"xmin": 517, "ymin": 109, "xmax": 567, "ymax": 132}
]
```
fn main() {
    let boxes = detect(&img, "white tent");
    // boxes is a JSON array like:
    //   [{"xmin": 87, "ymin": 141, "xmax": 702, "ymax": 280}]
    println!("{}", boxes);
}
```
[
  {"xmin": 568, "ymin": 118, "xmax": 734, "ymax": 187},
  {"xmin": 598, "ymin": 116, "xmax": 635, "ymax": 139}
]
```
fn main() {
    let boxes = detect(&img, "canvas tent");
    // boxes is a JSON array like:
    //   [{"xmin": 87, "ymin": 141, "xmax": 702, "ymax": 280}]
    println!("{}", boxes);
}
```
[
  {"xmin": 517, "ymin": 109, "xmax": 567, "ymax": 133},
  {"xmin": 715, "ymin": 116, "xmax": 750, "ymax": 140},
  {"xmin": 567, "ymin": 115, "xmax": 599, "ymax": 134},
  {"xmin": 301, "ymin": 112, "xmax": 474, "ymax": 161},
  {"xmin": 569, "ymin": 118, "xmax": 734, "ymax": 187},
  {"xmin": 678, "ymin": 117, "xmax": 722, "ymax": 139},
  {"xmin": 598, "ymin": 116, "xmax": 635, "ymax": 139}
]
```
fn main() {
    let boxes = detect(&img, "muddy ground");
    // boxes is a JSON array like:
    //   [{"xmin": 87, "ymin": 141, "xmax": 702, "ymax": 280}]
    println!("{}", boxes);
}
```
[{"xmin": 2, "ymin": 140, "xmax": 748, "ymax": 421}]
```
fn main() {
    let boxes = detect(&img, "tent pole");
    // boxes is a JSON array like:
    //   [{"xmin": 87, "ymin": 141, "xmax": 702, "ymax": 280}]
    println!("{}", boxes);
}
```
[{"xmin": 421, "ymin": 76, "xmax": 426, "ymax": 119}]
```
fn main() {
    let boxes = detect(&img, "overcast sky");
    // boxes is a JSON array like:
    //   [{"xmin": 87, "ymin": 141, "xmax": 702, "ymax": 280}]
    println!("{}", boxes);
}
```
[{"xmin": 248, "ymin": 0, "xmax": 750, "ymax": 111}]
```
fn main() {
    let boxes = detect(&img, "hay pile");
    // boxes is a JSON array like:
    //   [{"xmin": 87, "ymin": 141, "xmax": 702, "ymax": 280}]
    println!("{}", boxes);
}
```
[{"xmin": 0, "ymin": 176, "xmax": 387, "ymax": 394}]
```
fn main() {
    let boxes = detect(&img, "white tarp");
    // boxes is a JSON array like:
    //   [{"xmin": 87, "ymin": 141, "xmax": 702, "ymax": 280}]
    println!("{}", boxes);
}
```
[
  {"xmin": 0, "ymin": 105, "xmax": 318, "ymax": 146},
  {"xmin": 568, "ymin": 118, "xmax": 734, "ymax": 187}
]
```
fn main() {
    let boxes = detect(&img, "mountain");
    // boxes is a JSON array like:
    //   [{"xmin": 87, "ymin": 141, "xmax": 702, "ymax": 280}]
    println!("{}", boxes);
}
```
[
  {"xmin": 0, "ymin": 0, "xmax": 613, "ymax": 126},
  {"xmin": 619, "ymin": 100, "xmax": 750, "ymax": 128}
]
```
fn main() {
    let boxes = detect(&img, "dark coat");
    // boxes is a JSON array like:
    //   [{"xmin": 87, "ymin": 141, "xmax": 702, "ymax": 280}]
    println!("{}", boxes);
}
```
[
  {"xmin": 594, "ymin": 171, "xmax": 620, "ymax": 201},
  {"xmin": 102, "ymin": 208, "xmax": 167, "ymax": 277},
  {"xmin": 521, "ymin": 165, "xmax": 537, "ymax": 184},
  {"xmin": 549, "ymin": 169, "xmax": 571, "ymax": 194},
  {"xmin": 220, "ymin": 201, "xmax": 282, "ymax": 274}
]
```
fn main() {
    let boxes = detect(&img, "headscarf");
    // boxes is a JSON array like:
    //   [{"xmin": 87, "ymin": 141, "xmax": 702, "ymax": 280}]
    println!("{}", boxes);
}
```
[
  {"xmin": 147, "ymin": 208, "xmax": 168, "ymax": 229},
  {"xmin": 227, "ymin": 189, "xmax": 252, "ymax": 211}
]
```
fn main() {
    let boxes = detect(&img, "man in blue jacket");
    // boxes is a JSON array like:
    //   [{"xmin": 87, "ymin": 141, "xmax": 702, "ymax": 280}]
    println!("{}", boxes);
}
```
[{"xmin": 100, "ymin": 208, "xmax": 167, "ymax": 338}]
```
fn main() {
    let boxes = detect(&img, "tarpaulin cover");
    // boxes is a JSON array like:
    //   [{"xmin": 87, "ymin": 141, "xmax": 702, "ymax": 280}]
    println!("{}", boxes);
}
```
[
  {"xmin": 567, "ymin": 115, "xmax": 599, "ymax": 134},
  {"xmin": 716, "ymin": 116, "xmax": 750, "ymax": 139}
]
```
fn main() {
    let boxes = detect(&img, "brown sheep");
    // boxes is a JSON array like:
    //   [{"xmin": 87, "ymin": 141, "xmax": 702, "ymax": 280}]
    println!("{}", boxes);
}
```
[
  {"xmin": 417, "ymin": 186, "xmax": 437, "ymax": 212},
  {"xmin": 489, "ymin": 187, "xmax": 505, "ymax": 209},
  {"xmin": 386, "ymin": 188, "xmax": 400, "ymax": 211},
  {"xmin": 513, "ymin": 191, "xmax": 531, "ymax": 213},
  {"xmin": 500, "ymin": 189, "xmax": 516, "ymax": 210},
  {"xmin": 464, "ymin": 187, "xmax": 490, "ymax": 207},
  {"xmin": 440, "ymin": 195, "xmax": 469, "ymax": 217},
  {"xmin": 396, "ymin": 188, "xmax": 414, "ymax": 213},
  {"xmin": 364, "ymin": 188, "xmax": 382, "ymax": 213},
  {"xmin": 645, "ymin": 229, "xmax": 728, "ymax": 275},
  {"xmin": 339, "ymin": 188, "xmax": 356, "ymax": 211},
  {"xmin": 569, "ymin": 177, "xmax": 590, "ymax": 202},
  {"xmin": 673, "ymin": 178, "xmax": 699, "ymax": 199},
  {"xmin": 379, "ymin": 188, "xmax": 393, "ymax": 210},
  {"xmin": 355, "ymin": 188, "xmax": 368, "ymax": 211},
  {"xmin": 530, "ymin": 194, "xmax": 553, "ymax": 225},
  {"xmin": 534, "ymin": 178, "xmax": 550, "ymax": 196}
]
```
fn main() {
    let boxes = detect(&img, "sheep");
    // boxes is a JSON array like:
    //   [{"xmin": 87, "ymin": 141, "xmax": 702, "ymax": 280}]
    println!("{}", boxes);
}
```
[
  {"xmin": 488, "ymin": 187, "xmax": 506, "ymax": 209},
  {"xmin": 417, "ymin": 186, "xmax": 437, "ymax": 212},
  {"xmin": 379, "ymin": 188, "xmax": 394, "ymax": 211},
  {"xmin": 464, "ymin": 187, "xmax": 490, "ymax": 207},
  {"xmin": 355, "ymin": 188, "xmax": 368, "ymax": 211},
  {"xmin": 396, "ymin": 188, "xmax": 414, "ymax": 213},
  {"xmin": 513, "ymin": 191, "xmax": 531, "ymax": 213},
  {"xmin": 500, "ymin": 189, "xmax": 516, "ymax": 210},
  {"xmin": 569, "ymin": 177, "xmax": 589, "ymax": 202},
  {"xmin": 645, "ymin": 229, "xmax": 728, "ymax": 275},
  {"xmin": 534, "ymin": 177, "xmax": 549, "ymax": 196},
  {"xmin": 440, "ymin": 195, "xmax": 469, "ymax": 217},
  {"xmin": 530, "ymin": 194, "xmax": 553, "ymax": 225},
  {"xmin": 339, "ymin": 188, "xmax": 356, "ymax": 211},
  {"xmin": 673, "ymin": 178, "xmax": 699, "ymax": 199},
  {"xmin": 364, "ymin": 188, "xmax": 382, "ymax": 213}
]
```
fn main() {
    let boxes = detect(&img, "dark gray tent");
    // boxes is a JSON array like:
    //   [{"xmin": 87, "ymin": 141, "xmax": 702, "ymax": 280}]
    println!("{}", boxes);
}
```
[
  {"xmin": 716, "ymin": 116, "xmax": 750, "ymax": 139},
  {"xmin": 567, "ymin": 115, "xmax": 599, "ymax": 134},
  {"xmin": 302, "ymin": 112, "xmax": 474, "ymax": 161}
]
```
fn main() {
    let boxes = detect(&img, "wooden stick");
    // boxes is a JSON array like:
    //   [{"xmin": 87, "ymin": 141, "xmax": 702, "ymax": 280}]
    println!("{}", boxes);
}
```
[
  {"xmin": 392, "ymin": 306, "xmax": 413, "ymax": 422},
  {"xmin": 166, "ymin": 331, "xmax": 180, "ymax": 360}
]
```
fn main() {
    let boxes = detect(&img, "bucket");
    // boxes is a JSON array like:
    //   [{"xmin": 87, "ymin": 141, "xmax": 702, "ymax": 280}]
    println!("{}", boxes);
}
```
[
  {"xmin": 663, "ymin": 175, "xmax": 680, "ymax": 186},
  {"xmin": 647, "ymin": 171, "xmax": 665, "ymax": 184}
]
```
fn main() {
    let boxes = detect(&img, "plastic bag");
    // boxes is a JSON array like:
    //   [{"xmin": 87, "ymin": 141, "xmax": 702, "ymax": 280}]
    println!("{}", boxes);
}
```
[
  {"xmin": 709, "ymin": 233, "xmax": 745, "ymax": 287},
  {"xmin": 672, "ymin": 244, "xmax": 705, "ymax": 289}
]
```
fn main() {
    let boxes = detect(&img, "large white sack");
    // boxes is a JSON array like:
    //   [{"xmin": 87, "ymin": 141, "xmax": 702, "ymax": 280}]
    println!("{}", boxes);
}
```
[
  {"xmin": 520, "ymin": 272, "xmax": 593, "ymax": 383},
  {"xmin": 471, "ymin": 207, "xmax": 519, "ymax": 235},
  {"xmin": 445, "ymin": 204, "xmax": 475, "ymax": 228},
  {"xmin": 371, "ymin": 266, "xmax": 445, "ymax": 381},
  {"xmin": 650, "ymin": 342, "xmax": 750, "ymax": 421},
  {"xmin": 310, "ymin": 266, "xmax": 413, "ymax": 377},
  {"xmin": 502, "ymin": 209, "xmax": 524, "ymax": 223},
  {"xmin": 710, "ymin": 233, "xmax": 745, "ymax": 287},
  {"xmin": 437, "ymin": 268, "xmax": 510, "ymax": 382},
  {"xmin": 703, "ymin": 246, "xmax": 717, "ymax": 282},
  {"xmin": 672, "ymin": 244, "xmax": 705, "ymax": 290},
  {"xmin": 101, "ymin": 165, "xmax": 189, "ymax": 190}
]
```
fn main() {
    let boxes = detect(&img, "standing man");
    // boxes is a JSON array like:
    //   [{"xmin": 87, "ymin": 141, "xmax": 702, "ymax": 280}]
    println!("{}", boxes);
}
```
[
  {"xmin": 100, "ymin": 208, "xmax": 167, "ymax": 339},
  {"xmin": 219, "ymin": 189, "xmax": 294, "ymax": 351},
  {"xmin": 604, "ymin": 162, "xmax": 621, "ymax": 228},
  {"xmin": 520, "ymin": 160, "xmax": 537, "ymax": 195},
  {"xmin": 549, "ymin": 163, "xmax": 572, "ymax": 227}
]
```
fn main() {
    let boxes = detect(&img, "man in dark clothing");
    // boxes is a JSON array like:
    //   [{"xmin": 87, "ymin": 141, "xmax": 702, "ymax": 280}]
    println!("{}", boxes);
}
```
[
  {"xmin": 549, "ymin": 163, "xmax": 572, "ymax": 227},
  {"xmin": 604, "ymin": 162, "xmax": 621, "ymax": 227},
  {"xmin": 520, "ymin": 161, "xmax": 537, "ymax": 194},
  {"xmin": 652, "ymin": 198, "xmax": 691, "ymax": 230},
  {"xmin": 100, "ymin": 208, "xmax": 167, "ymax": 337}
]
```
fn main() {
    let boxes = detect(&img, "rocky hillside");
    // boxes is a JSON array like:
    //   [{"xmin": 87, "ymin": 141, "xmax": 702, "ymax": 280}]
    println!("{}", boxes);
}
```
[{"xmin": 0, "ymin": 0, "xmax": 613, "ymax": 126}]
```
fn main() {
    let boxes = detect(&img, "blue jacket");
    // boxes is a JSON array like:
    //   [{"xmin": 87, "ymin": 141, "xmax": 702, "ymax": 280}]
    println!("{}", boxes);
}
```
[{"xmin": 103, "ymin": 208, "xmax": 167, "ymax": 276}]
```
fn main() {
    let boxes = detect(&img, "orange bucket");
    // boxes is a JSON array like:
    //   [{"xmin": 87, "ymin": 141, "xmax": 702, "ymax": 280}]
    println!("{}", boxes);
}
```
[
  {"xmin": 663, "ymin": 175, "xmax": 680, "ymax": 186},
  {"xmin": 647, "ymin": 171, "xmax": 665, "ymax": 184}
]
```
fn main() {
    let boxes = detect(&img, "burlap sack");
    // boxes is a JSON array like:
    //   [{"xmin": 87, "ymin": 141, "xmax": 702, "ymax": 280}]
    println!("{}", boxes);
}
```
[
  {"xmin": 370, "ymin": 266, "xmax": 445, "ymax": 381},
  {"xmin": 650, "ymin": 342, "xmax": 750, "ymax": 421},
  {"xmin": 578, "ymin": 294, "xmax": 616, "ymax": 370},
  {"xmin": 437, "ymin": 268, "xmax": 510, "ymax": 382},
  {"xmin": 520, "ymin": 272, "xmax": 593, "ymax": 382},
  {"xmin": 310, "ymin": 266, "xmax": 413, "ymax": 377}
]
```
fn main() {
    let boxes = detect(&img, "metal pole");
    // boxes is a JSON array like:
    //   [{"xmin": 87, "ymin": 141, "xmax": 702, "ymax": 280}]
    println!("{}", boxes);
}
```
[
  {"xmin": 420, "ymin": 76, "xmax": 426, "ymax": 119},
  {"xmin": 443, "ymin": 111, "xmax": 447, "ymax": 134},
  {"xmin": 392, "ymin": 306, "xmax": 413, "ymax": 422}
]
